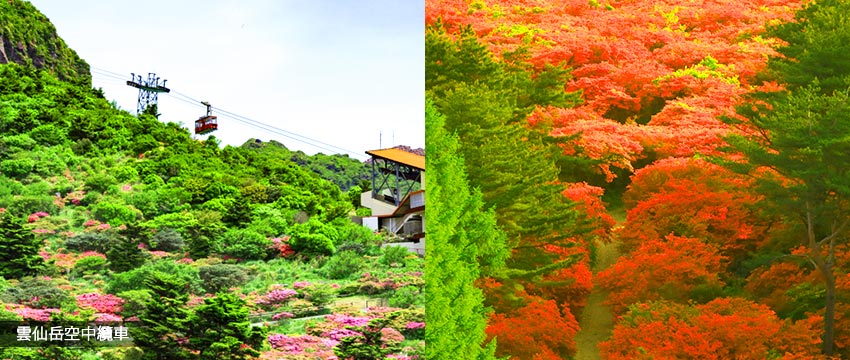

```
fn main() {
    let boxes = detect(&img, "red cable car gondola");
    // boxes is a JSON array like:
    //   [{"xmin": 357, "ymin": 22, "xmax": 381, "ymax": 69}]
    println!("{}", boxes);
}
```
[{"xmin": 195, "ymin": 101, "xmax": 218, "ymax": 135}]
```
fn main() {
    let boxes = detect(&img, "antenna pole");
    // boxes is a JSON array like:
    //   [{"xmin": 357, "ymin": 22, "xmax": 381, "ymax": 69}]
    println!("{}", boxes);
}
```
[{"xmin": 127, "ymin": 72, "xmax": 171, "ymax": 118}]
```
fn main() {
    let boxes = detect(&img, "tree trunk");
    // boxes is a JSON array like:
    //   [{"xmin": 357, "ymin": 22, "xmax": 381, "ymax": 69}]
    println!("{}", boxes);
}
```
[{"xmin": 822, "ymin": 268, "xmax": 836, "ymax": 356}]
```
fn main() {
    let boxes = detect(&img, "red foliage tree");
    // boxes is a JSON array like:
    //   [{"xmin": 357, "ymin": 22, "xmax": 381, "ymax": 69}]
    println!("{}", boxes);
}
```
[
  {"xmin": 618, "ymin": 157, "xmax": 772, "ymax": 262},
  {"xmin": 600, "ymin": 298, "xmax": 824, "ymax": 359},
  {"xmin": 426, "ymin": 0, "xmax": 801, "ymax": 181},
  {"xmin": 486, "ymin": 297, "xmax": 580, "ymax": 360},
  {"xmin": 597, "ymin": 234, "xmax": 725, "ymax": 315},
  {"xmin": 562, "ymin": 182, "xmax": 616, "ymax": 239}
]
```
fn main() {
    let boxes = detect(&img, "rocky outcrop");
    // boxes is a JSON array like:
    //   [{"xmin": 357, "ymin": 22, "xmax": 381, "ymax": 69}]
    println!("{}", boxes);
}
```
[{"xmin": 0, "ymin": 0, "xmax": 91, "ymax": 85}]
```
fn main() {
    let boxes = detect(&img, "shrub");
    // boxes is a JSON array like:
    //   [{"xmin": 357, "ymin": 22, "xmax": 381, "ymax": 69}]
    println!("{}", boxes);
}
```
[
  {"xmin": 28, "ymin": 124, "xmax": 66, "ymax": 146},
  {"xmin": 2, "ymin": 278, "xmax": 71, "ymax": 309},
  {"xmin": 321, "ymin": 251, "xmax": 365, "ymax": 280},
  {"xmin": 335, "ymin": 220, "xmax": 382, "ymax": 253},
  {"xmin": 379, "ymin": 245, "xmax": 410, "ymax": 267},
  {"xmin": 65, "ymin": 232, "xmax": 113, "ymax": 253},
  {"xmin": 288, "ymin": 218, "xmax": 338, "ymax": 256},
  {"xmin": 106, "ymin": 260, "xmax": 201, "ymax": 295},
  {"xmin": 6, "ymin": 195, "xmax": 58, "ymax": 217},
  {"xmin": 71, "ymin": 138, "xmax": 94, "ymax": 155},
  {"xmin": 85, "ymin": 173, "xmax": 117, "ymax": 193},
  {"xmin": 217, "ymin": 228, "xmax": 274, "ymax": 261},
  {"xmin": 116, "ymin": 289, "xmax": 152, "ymax": 318},
  {"xmin": 2, "ymin": 134, "xmax": 36, "ymax": 150},
  {"xmin": 73, "ymin": 255, "xmax": 108, "ymax": 276},
  {"xmin": 388, "ymin": 285, "xmax": 423, "ymax": 308},
  {"xmin": 198, "ymin": 264, "xmax": 248, "ymax": 293},
  {"xmin": 0, "ymin": 158, "xmax": 35, "ymax": 178},
  {"xmin": 113, "ymin": 166, "xmax": 139, "ymax": 182},
  {"xmin": 91, "ymin": 202, "xmax": 139, "ymax": 225},
  {"xmin": 150, "ymin": 227, "xmax": 185, "ymax": 252},
  {"xmin": 301, "ymin": 283, "xmax": 337, "ymax": 308}
]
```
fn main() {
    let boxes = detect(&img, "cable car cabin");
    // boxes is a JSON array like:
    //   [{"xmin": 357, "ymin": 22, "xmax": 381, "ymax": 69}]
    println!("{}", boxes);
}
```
[{"xmin": 195, "ymin": 115, "xmax": 218, "ymax": 135}]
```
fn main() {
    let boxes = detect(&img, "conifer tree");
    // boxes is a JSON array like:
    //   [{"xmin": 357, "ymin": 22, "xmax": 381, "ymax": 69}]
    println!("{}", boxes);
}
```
[
  {"xmin": 133, "ymin": 271, "xmax": 192, "ymax": 360},
  {"xmin": 426, "ymin": 23, "xmax": 591, "ymax": 293},
  {"xmin": 722, "ymin": 0, "xmax": 850, "ymax": 354},
  {"xmin": 0, "ymin": 211, "xmax": 44, "ymax": 278},
  {"xmin": 186, "ymin": 293, "xmax": 267, "ymax": 359},
  {"xmin": 425, "ymin": 99, "xmax": 508, "ymax": 359}
]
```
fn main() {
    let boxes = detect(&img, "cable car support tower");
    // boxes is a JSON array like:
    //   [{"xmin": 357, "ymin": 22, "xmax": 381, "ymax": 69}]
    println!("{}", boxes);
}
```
[{"xmin": 126, "ymin": 72, "xmax": 170, "ymax": 117}]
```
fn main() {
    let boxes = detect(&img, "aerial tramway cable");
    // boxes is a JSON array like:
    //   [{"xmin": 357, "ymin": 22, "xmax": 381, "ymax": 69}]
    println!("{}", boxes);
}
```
[{"xmin": 89, "ymin": 66, "xmax": 368, "ymax": 159}]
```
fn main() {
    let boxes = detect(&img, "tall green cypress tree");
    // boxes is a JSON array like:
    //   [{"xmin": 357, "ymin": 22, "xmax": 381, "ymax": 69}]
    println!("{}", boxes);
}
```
[
  {"xmin": 425, "ymin": 100, "xmax": 508, "ymax": 359},
  {"xmin": 133, "ymin": 271, "xmax": 192, "ymax": 360},
  {"xmin": 186, "ymin": 293, "xmax": 267, "ymax": 359},
  {"xmin": 0, "ymin": 211, "xmax": 44, "ymax": 279}
]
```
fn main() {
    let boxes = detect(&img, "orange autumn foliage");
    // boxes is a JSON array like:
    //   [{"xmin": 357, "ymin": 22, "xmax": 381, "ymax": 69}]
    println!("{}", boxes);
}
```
[
  {"xmin": 524, "ymin": 260, "xmax": 594, "ymax": 315},
  {"xmin": 600, "ymin": 298, "xmax": 824, "ymax": 359},
  {"xmin": 486, "ymin": 297, "xmax": 580, "ymax": 360},
  {"xmin": 597, "ymin": 234, "xmax": 725, "ymax": 315},
  {"xmin": 746, "ymin": 261, "xmax": 817, "ymax": 315},
  {"xmin": 562, "ymin": 182, "xmax": 616, "ymax": 239},
  {"xmin": 618, "ymin": 157, "xmax": 772, "ymax": 262},
  {"xmin": 427, "ymin": 0, "xmax": 802, "ymax": 180}
]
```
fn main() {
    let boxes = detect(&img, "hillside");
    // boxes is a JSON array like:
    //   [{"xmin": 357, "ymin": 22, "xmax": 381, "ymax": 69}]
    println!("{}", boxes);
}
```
[
  {"xmin": 0, "ymin": 0, "xmax": 90, "ymax": 85},
  {"xmin": 0, "ymin": 1, "xmax": 424, "ymax": 359}
]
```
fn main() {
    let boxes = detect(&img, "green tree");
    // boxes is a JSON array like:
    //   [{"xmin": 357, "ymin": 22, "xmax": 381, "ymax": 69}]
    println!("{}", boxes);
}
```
[
  {"xmin": 721, "ymin": 1, "xmax": 850, "ymax": 354},
  {"xmin": 107, "ymin": 224, "xmax": 146, "ymax": 272},
  {"xmin": 424, "ymin": 100, "xmax": 508, "ymax": 359},
  {"xmin": 132, "ymin": 272, "xmax": 192, "ymax": 360},
  {"xmin": 426, "ymin": 23, "xmax": 591, "ymax": 305},
  {"xmin": 0, "ymin": 211, "xmax": 44, "ymax": 278},
  {"xmin": 186, "ymin": 293, "xmax": 267, "ymax": 359}
]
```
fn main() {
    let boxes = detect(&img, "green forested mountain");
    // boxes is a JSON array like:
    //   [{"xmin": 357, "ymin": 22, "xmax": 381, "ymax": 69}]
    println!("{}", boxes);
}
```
[
  {"xmin": 0, "ymin": 2, "xmax": 424, "ymax": 358},
  {"xmin": 0, "ymin": 0, "xmax": 90, "ymax": 85},
  {"xmin": 242, "ymin": 139, "xmax": 371, "ymax": 192}
]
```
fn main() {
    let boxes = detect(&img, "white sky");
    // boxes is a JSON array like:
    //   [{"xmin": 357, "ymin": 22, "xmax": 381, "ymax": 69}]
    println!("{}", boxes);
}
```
[{"xmin": 30, "ymin": 0, "xmax": 424, "ymax": 160}]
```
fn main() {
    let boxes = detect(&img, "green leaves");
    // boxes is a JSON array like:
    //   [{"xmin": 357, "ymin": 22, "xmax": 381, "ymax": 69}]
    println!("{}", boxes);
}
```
[
  {"xmin": 0, "ymin": 212, "xmax": 45, "ymax": 279},
  {"xmin": 425, "ymin": 99, "xmax": 507, "ymax": 359},
  {"xmin": 767, "ymin": 0, "xmax": 850, "ymax": 94}
]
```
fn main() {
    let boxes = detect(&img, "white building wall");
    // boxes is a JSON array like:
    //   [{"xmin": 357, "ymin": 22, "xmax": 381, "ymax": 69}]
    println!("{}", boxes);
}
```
[
  {"xmin": 362, "ymin": 217, "xmax": 379, "ymax": 231},
  {"xmin": 360, "ymin": 191, "xmax": 397, "ymax": 216}
]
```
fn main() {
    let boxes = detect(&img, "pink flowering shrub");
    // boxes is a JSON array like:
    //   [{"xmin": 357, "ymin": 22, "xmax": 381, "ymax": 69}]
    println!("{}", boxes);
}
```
[
  {"xmin": 255, "ymin": 288, "xmax": 298, "ymax": 307},
  {"xmin": 83, "ymin": 220, "xmax": 100, "ymax": 227},
  {"xmin": 94, "ymin": 313, "xmax": 123, "ymax": 323},
  {"xmin": 76, "ymin": 293, "xmax": 124, "ymax": 313},
  {"xmin": 13, "ymin": 307, "xmax": 60, "ymax": 322},
  {"xmin": 292, "ymin": 281, "xmax": 312, "ymax": 289},
  {"xmin": 147, "ymin": 250, "xmax": 169, "ymax": 259},
  {"xmin": 405, "ymin": 322, "xmax": 425, "ymax": 329},
  {"xmin": 324, "ymin": 314, "xmax": 371, "ymax": 327},
  {"xmin": 270, "ymin": 236, "xmax": 295, "ymax": 258},
  {"xmin": 267, "ymin": 334, "xmax": 339, "ymax": 354},
  {"xmin": 271, "ymin": 312, "xmax": 294, "ymax": 320},
  {"xmin": 79, "ymin": 251, "xmax": 107, "ymax": 259},
  {"xmin": 28, "ymin": 212, "xmax": 49, "ymax": 222},
  {"xmin": 381, "ymin": 327, "xmax": 405, "ymax": 345}
]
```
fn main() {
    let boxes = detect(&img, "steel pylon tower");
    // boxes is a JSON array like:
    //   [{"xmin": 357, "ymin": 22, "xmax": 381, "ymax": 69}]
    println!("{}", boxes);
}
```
[{"xmin": 126, "ymin": 72, "xmax": 170, "ymax": 117}]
